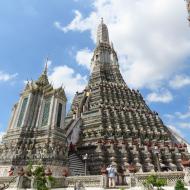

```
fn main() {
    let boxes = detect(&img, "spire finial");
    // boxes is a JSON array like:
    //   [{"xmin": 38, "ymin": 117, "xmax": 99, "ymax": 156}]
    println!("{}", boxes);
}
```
[
  {"xmin": 44, "ymin": 57, "xmax": 49, "ymax": 75},
  {"xmin": 101, "ymin": 17, "xmax": 103, "ymax": 24}
]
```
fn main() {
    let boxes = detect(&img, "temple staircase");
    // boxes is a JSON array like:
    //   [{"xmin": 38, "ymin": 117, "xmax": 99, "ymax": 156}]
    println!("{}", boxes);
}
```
[
  {"xmin": 65, "ymin": 118, "xmax": 82, "ymax": 145},
  {"xmin": 66, "ymin": 118, "xmax": 81, "ymax": 136},
  {"xmin": 68, "ymin": 153, "xmax": 85, "ymax": 176}
]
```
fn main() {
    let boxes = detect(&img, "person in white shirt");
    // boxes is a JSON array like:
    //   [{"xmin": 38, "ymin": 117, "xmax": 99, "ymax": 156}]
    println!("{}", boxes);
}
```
[{"xmin": 106, "ymin": 165, "xmax": 117, "ymax": 188}]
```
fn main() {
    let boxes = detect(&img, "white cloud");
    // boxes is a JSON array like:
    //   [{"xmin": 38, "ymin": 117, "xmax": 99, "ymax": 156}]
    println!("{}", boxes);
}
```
[
  {"xmin": 173, "ymin": 103, "xmax": 190, "ymax": 119},
  {"xmin": 75, "ymin": 48, "xmax": 93, "ymax": 70},
  {"xmin": 55, "ymin": 10, "xmax": 92, "ymax": 33},
  {"xmin": 169, "ymin": 75, "xmax": 190, "ymax": 89},
  {"xmin": 0, "ymin": 132, "xmax": 5, "ymax": 143},
  {"xmin": 48, "ymin": 65, "xmax": 87, "ymax": 97},
  {"xmin": 0, "ymin": 71, "xmax": 18, "ymax": 82},
  {"xmin": 164, "ymin": 114, "xmax": 175, "ymax": 120},
  {"xmin": 178, "ymin": 122, "xmax": 190, "ymax": 129},
  {"xmin": 56, "ymin": 0, "xmax": 190, "ymax": 89},
  {"xmin": 54, "ymin": 21, "xmax": 65, "ymax": 32},
  {"xmin": 175, "ymin": 111, "xmax": 190, "ymax": 120},
  {"xmin": 146, "ymin": 89, "xmax": 173, "ymax": 103}
]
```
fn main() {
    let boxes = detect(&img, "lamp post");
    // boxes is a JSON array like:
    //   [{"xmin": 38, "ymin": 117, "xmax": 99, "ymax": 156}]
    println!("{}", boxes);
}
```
[{"xmin": 82, "ymin": 153, "xmax": 88, "ymax": 176}]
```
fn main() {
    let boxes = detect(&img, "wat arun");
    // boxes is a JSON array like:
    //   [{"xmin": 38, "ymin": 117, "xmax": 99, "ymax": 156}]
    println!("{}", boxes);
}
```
[
  {"xmin": 65, "ymin": 19, "xmax": 190, "ymax": 175},
  {"xmin": 0, "ymin": 19, "xmax": 189, "ymax": 177}
]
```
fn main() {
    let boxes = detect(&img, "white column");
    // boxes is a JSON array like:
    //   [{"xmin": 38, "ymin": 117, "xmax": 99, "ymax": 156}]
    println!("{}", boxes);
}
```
[
  {"xmin": 22, "ymin": 93, "xmax": 32, "ymax": 127},
  {"xmin": 7, "ymin": 105, "xmax": 17, "ymax": 130},
  {"xmin": 51, "ymin": 98, "xmax": 58, "ymax": 128},
  {"xmin": 12, "ymin": 97, "xmax": 24, "ymax": 128},
  {"xmin": 31, "ymin": 94, "xmax": 41, "ymax": 128},
  {"xmin": 60, "ymin": 102, "xmax": 66, "ymax": 128},
  {"xmin": 36, "ymin": 95, "xmax": 44, "ymax": 128},
  {"xmin": 48, "ymin": 96, "xmax": 54, "ymax": 128}
]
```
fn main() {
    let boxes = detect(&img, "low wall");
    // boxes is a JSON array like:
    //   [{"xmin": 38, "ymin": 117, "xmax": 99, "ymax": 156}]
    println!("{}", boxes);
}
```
[
  {"xmin": 0, "ymin": 171, "xmax": 189, "ymax": 189},
  {"xmin": 130, "ymin": 171, "xmax": 189, "ymax": 187},
  {"xmin": 0, "ymin": 175, "xmax": 105, "ymax": 189},
  {"xmin": 67, "ymin": 175, "xmax": 106, "ymax": 188}
]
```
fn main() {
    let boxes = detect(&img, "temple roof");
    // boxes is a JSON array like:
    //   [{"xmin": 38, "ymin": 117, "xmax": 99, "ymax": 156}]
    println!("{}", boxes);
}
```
[{"xmin": 22, "ymin": 60, "xmax": 67, "ymax": 101}]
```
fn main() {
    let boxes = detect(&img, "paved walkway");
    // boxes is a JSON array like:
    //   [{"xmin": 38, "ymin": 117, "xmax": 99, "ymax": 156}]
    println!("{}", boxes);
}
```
[{"xmin": 86, "ymin": 186, "xmax": 190, "ymax": 190}]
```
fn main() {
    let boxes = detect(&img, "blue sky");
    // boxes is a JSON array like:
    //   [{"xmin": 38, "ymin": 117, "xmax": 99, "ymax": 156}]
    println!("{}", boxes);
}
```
[{"xmin": 0, "ymin": 0, "xmax": 190, "ymax": 143}]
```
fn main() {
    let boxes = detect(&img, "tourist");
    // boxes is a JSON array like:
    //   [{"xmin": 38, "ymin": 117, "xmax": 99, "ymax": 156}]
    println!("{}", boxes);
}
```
[
  {"xmin": 100, "ymin": 164, "xmax": 107, "ymax": 176},
  {"xmin": 106, "ymin": 165, "xmax": 117, "ymax": 188},
  {"xmin": 123, "ymin": 166, "xmax": 129, "ymax": 185}
]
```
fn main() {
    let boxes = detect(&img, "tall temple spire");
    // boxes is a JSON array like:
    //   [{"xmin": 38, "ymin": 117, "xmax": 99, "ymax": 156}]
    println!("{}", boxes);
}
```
[
  {"xmin": 96, "ymin": 18, "xmax": 110, "ymax": 45},
  {"xmin": 90, "ymin": 19, "xmax": 125, "ymax": 84}
]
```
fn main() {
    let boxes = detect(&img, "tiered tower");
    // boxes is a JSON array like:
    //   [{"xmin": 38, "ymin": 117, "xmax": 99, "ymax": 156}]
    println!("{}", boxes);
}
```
[
  {"xmin": 0, "ymin": 63, "xmax": 68, "ymax": 176},
  {"xmin": 187, "ymin": 0, "xmax": 190, "ymax": 23},
  {"xmin": 65, "ymin": 19, "xmax": 190, "ymax": 174}
]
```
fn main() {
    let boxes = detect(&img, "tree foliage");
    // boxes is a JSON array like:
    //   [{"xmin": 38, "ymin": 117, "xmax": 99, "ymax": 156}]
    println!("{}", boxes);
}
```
[
  {"xmin": 143, "ymin": 175, "xmax": 167, "ymax": 190},
  {"xmin": 175, "ymin": 180, "xmax": 187, "ymax": 190},
  {"xmin": 26, "ymin": 164, "xmax": 55, "ymax": 190}
]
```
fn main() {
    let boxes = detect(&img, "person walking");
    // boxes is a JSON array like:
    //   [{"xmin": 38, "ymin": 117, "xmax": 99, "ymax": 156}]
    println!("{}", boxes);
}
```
[{"xmin": 106, "ymin": 165, "xmax": 117, "ymax": 188}]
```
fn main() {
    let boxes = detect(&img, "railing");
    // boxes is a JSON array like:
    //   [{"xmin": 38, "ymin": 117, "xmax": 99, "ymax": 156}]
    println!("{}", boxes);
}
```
[
  {"xmin": 0, "ymin": 176, "xmax": 17, "ymax": 190},
  {"xmin": 67, "ymin": 175, "xmax": 106, "ymax": 188},
  {"xmin": 66, "ymin": 118, "xmax": 81, "ymax": 137},
  {"xmin": 130, "ymin": 171, "xmax": 189, "ymax": 187}
]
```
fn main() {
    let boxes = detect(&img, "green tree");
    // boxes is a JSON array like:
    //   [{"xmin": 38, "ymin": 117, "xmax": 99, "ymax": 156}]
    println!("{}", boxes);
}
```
[
  {"xmin": 143, "ymin": 175, "xmax": 167, "ymax": 190},
  {"xmin": 175, "ymin": 180, "xmax": 187, "ymax": 190},
  {"xmin": 33, "ymin": 166, "xmax": 48, "ymax": 190}
]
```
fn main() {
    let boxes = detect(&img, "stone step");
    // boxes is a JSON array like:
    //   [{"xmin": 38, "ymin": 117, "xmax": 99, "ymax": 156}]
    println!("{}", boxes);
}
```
[
  {"xmin": 69, "ymin": 167, "xmax": 85, "ymax": 171},
  {"xmin": 69, "ymin": 157, "xmax": 83, "ymax": 161},
  {"xmin": 69, "ymin": 163, "xmax": 84, "ymax": 167},
  {"xmin": 69, "ymin": 159, "xmax": 83, "ymax": 163},
  {"xmin": 69, "ymin": 153, "xmax": 85, "ymax": 176},
  {"xmin": 69, "ymin": 161, "xmax": 84, "ymax": 167},
  {"xmin": 69, "ymin": 166, "xmax": 84, "ymax": 169},
  {"xmin": 69, "ymin": 169, "xmax": 85, "ymax": 173},
  {"xmin": 105, "ymin": 186, "xmax": 130, "ymax": 190},
  {"xmin": 69, "ymin": 167, "xmax": 84, "ymax": 171}
]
